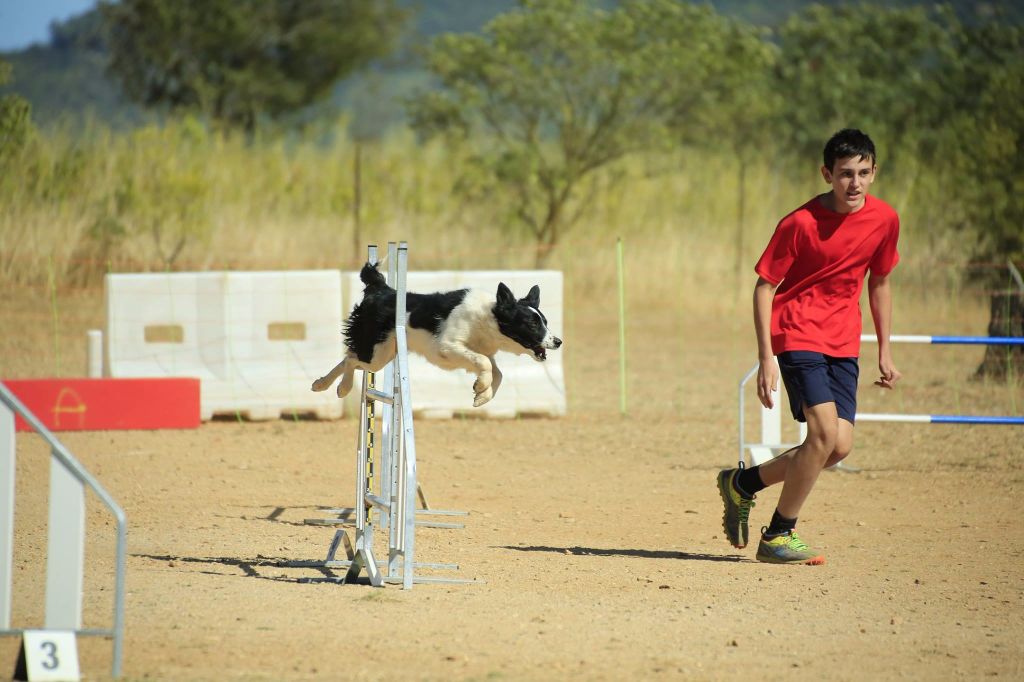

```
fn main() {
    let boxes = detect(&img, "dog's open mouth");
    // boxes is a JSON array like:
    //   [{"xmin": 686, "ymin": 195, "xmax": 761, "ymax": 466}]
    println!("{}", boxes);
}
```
[{"xmin": 532, "ymin": 347, "xmax": 547, "ymax": 361}]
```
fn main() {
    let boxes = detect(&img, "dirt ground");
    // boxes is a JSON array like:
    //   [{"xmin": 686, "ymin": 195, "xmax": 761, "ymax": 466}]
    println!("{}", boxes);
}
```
[{"xmin": 2, "ymin": 281, "xmax": 1023, "ymax": 681}]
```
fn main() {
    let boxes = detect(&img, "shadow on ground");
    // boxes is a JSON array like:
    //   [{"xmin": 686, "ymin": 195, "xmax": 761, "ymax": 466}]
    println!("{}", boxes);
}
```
[
  {"xmin": 132, "ymin": 553, "xmax": 372, "ymax": 584},
  {"xmin": 497, "ymin": 545, "xmax": 746, "ymax": 562}
]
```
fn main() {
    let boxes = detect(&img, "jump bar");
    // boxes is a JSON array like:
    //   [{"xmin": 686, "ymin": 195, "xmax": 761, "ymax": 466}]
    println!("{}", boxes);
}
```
[
  {"xmin": 858, "ymin": 413, "xmax": 1024, "ymax": 425},
  {"xmin": 861, "ymin": 334, "xmax": 1024, "ymax": 346}
]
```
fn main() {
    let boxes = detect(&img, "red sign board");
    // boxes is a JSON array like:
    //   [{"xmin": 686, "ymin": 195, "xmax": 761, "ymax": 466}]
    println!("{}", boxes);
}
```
[{"xmin": 2, "ymin": 378, "xmax": 201, "ymax": 431}]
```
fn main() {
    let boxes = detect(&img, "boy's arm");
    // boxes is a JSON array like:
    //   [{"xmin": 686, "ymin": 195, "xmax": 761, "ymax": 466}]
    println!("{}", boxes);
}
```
[
  {"xmin": 868, "ymin": 272, "xmax": 902, "ymax": 389},
  {"xmin": 753, "ymin": 276, "xmax": 779, "ymax": 408}
]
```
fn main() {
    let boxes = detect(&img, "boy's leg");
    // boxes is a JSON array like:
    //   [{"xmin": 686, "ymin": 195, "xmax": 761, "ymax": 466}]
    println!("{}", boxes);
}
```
[
  {"xmin": 753, "ymin": 402, "xmax": 840, "ymax": 565},
  {"xmin": 753, "ymin": 418, "xmax": 853, "ymax": 486},
  {"xmin": 825, "ymin": 418, "xmax": 854, "ymax": 468},
  {"xmin": 719, "ymin": 353, "xmax": 856, "ymax": 553},
  {"xmin": 774, "ymin": 401, "xmax": 838, "ymax": 518},
  {"xmin": 752, "ymin": 351, "xmax": 857, "ymax": 489},
  {"xmin": 717, "ymin": 468, "xmax": 757, "ymax": 548},
  {"xmin": 717, "ymin": 407, "xmax": 846, "ymax": 550}
]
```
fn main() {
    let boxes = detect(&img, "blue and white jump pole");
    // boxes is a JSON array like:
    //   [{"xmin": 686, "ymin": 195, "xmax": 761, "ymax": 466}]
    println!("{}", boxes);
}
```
[
  {"xmin": 878, "ymin": 335, "xmax": 1024, "ymax": 346},
  {"xmin": 739, "ymin": 334, "xmax": 1024, "ymax": 467},
  {"xmin": 856, "ymin": 335, "xmax": 1024, "ymax": 426}
]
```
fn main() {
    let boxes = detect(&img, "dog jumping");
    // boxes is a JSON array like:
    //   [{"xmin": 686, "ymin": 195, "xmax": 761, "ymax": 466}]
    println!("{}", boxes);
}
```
[{"xmin": 311, "ymin": 263, "xmax": 562, "ymax": 407}]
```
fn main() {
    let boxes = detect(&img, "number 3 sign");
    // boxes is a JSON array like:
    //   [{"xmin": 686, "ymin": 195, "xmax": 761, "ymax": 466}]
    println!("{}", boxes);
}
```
[{"xmin": 14, "ymin": 631, "xmax": 80, "ymax": 682}]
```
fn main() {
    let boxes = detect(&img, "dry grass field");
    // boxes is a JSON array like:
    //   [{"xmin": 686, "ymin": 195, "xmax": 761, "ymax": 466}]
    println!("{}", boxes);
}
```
[{"xmin": 1, "ymin": 246, "xmax": 1022, "ymax": 681}]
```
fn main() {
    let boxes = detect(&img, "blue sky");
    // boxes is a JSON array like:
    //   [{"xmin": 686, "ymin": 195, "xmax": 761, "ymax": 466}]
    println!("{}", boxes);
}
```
[{"xmin": 0, "ymin": 0, "xmax": 98, "ymax": 51}]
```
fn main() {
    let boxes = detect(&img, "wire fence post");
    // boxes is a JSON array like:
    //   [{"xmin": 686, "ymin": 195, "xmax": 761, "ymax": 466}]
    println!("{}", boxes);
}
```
[
  {"xmin": 48, "ymin": 255, "xmax": 61, "ymax": 375},
  {"xmin": 617, "ymin": 237, "xmax": 627, "ymax": 415}
]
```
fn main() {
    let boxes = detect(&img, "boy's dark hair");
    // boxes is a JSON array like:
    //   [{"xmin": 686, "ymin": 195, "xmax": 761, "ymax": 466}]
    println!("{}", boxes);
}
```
[{"xmin": 823, "ymin": 128, "xmax": 876, "ymax": 171}]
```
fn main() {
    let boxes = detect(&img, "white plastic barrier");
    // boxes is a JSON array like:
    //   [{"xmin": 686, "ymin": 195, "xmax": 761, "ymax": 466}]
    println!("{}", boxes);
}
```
[
  {"xmin": 106, "ymin": 271, "xmax": 344, "ymax": 420},
  {"xmin": 738, "ymin": 364, "xmax": 807, "ymax": 468},
  {"xmin": 341, "ymin": 270, "xmax": 566, "ymax": 418},
  {"xmin": 224, "ymin": 272, "xmax": 345, "ymax": 419}
]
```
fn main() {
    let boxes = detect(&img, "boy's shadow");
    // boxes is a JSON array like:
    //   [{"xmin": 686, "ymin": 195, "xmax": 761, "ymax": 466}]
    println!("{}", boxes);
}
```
[{"xmin": 498, "ymin": 545, "xmax": 746, "ymax": 562}]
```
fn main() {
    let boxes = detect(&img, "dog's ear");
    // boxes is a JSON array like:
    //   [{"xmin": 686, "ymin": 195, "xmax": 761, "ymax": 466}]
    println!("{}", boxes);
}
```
[
  {"xmin": 496, "ymin": 282, "xmax": 516, "ymax": 307},
  {"xmin": 521, "ymin": 285, "xmax": 540, "ymax": 308}
]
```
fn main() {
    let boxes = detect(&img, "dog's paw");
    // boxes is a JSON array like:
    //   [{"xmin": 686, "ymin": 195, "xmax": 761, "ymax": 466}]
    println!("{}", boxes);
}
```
[
  {"xmin": 311, "ymin": 377, "xmax": 331, "ymax": 392},
  {"xmin": 473, "ymin": 387, "xmax": 494, "ymax": 407}
]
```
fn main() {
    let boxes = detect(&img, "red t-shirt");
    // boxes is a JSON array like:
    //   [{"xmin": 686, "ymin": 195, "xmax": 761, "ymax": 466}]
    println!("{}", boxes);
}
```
[{"xmin": 755, "ymin": 194, "xmax": 900, "ymax": 357}]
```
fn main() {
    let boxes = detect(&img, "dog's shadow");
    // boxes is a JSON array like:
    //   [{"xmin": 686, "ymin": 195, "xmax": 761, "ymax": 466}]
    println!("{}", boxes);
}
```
[
  {"xmin": 498, "ymin": 545, "xmax": 746, "ymax": 563},
  {"xmin": 138, "ymin": 504, "xmax": 375, "ymax": 584},
  {"xmin": 214, "ymin": 504, "xmax": 343, "ymax": 528},
  {"xmin": 131, "ymin": 552, "xmax": 373, "ymax": 584}
]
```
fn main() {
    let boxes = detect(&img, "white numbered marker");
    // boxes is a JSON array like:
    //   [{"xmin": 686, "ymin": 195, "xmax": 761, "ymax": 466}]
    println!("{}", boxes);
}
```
[{"xmin": 20, "ymin": 631, "xmax": 80, "ymax": 682}]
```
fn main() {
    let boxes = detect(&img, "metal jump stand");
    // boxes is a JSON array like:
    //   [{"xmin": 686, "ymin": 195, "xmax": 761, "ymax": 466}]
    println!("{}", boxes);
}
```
[{"xmin": 299, "ymin": 242, "xmax": 472, "ymax": 588}]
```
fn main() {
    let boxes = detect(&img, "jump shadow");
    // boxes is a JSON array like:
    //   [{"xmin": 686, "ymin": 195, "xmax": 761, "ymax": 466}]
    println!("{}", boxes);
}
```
[
  {"xmin": 132, "ymin": 552, "xmax": 371, "ymax": 585},
  {"xmin": 498, "ymin": 545, "xmax": 746, "ymax": 563},
  {"xmin": 214, "ymin": 504, "xmax": 340, "ymax": 528}
]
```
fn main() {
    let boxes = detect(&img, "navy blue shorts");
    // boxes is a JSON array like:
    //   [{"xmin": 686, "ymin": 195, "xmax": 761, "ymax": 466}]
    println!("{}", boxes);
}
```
[{"xmin": 777, "ymin": 351, "xmax": 859, "ymax": 424}]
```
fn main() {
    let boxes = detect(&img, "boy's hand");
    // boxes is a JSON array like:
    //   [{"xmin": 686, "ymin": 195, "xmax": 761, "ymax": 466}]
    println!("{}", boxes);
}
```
[
  {"xmin": 874, "ymin": 354, "xmax": 902, "ymax": 389},
  {"xmin": 756, "ymin": 358, "xmax": 779, "ymax": 409}
]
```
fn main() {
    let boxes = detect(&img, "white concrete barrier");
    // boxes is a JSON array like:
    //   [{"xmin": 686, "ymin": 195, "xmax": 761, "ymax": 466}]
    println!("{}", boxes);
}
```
[
  {"xmin": 106, "ymin": 269, "xmax": 565, "ymax": 421},
  {"xmin": 223, "ymin": 271, "xmax": 345, "ymax": 420},
  {"xmin": 341, "ymin": 270, "xmax": 566, "ymax": 418},
  {"xmin": 106, "ymin": 271, "xmax": 343, "ymax": 420}
]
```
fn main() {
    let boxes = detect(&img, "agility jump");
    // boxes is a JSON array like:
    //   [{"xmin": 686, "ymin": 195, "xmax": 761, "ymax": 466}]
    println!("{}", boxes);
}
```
[
  {"xmin": 739, "ymin": 334, "xmax": 1024, "ymax": 468},
  {"xmin": 298, "ymin": 242, "xmax": 472, "ymax": 588}
]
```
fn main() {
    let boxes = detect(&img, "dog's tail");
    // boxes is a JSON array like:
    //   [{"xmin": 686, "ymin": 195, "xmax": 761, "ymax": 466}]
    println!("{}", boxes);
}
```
[{"xmin": 359, "ymin": 261, "xmax": 388, "ymax": 289}]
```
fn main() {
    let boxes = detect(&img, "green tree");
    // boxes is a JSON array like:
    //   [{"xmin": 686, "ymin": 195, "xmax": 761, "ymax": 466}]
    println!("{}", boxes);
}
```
[
  {"xmin": 931, "ymin": 13, "xmax": 1024, "ymax": 377},
  {"xmin": 775, "ymin": 5, "xmax": 1023, "ymax": 377},
  {"xmin": 407, "ymin": 0, "xmax": 770, "ymax": 263},
  {"xmin": 679, "ymin": 23, "xmax": 778, "ymax": 277},
  {"xmin": 772, "ymin": 4, "xmax": 947, "ymax": 164},
  {"xmin": 100, "ymin": 0, "xmax": 408, "ymax": 131},
  {"xmin": 932, "ymin": 13, "xmax": 1023, "ymax": 269},
  {"xmin": 0, "ymin": 60, "xmax": 34, "ymax": 166}
]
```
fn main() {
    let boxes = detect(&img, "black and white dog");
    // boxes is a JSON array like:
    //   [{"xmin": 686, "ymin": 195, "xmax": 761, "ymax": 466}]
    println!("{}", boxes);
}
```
[{"xmin": 311, "ymin": 263, "xmax": 562, "ymax": 407}]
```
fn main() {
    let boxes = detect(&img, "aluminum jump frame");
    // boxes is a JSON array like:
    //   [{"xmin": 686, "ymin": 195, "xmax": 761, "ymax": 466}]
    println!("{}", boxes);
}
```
[
  {"xmin": 0, "ymin": 382, "xmax": 127, "ymax": 678},
  {"xmin": 738, "ymin": 334, "xmax": 1024, "ymax": 470},
  {"xmin": 297, "ymin": 242, "xmax": 472, "ymax": 588}
]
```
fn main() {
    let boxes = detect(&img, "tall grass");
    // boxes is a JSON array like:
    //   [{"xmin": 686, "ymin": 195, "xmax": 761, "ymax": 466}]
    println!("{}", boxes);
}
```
[
  {"xmin": 1, "ymin": 118, "xmax": 1017, "ymax": 416},
  {"xmin": 0, "ymin": 116, "xmax": 987, "ymax": 311}
]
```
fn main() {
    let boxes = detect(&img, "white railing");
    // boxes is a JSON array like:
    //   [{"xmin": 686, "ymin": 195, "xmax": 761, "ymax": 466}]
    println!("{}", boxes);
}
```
[{"xmin": 0, "ymin": 382, "xmax": 126, "ymax": 678}]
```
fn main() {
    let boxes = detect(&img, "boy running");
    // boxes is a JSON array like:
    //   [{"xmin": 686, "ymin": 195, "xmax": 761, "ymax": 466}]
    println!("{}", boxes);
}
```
[{"xmin": 718, "ymin": 128, "xmax": 902, "ymax": 565}]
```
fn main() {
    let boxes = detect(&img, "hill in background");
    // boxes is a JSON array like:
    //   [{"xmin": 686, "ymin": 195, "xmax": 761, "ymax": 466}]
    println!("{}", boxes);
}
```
[{"xmin": 1, "ymin": 0, "xmax": 1019, "ymax": 134}]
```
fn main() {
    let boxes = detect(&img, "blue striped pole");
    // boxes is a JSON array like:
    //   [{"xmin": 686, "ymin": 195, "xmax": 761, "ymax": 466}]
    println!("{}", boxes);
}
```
[
  {"xmin": 739, "ymin": 333, "xmax": 1022, "ymax": 469},
  {"xmin": 858, "ymin": 333, "xmax": 1023, "ymax": 425},
  {"xmin": 857, "ymin": 413, "xmax": 1024, "ymax": 425},
  {"xmin": 861, "ymin": 334, "xmax": 1024, "ymax": 345}
]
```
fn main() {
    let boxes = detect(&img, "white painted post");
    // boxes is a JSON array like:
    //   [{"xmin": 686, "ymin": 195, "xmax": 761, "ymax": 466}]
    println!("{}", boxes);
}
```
[
  {"xmin": 760, "ymin": 396, "xmax": 782, "ymax": 446},
  {"xmin": 44, "ymin": 455, "xmax": 85, "ymax": 629},
  {"xmin": 0, "ymin": 402, "xmax": 14, "ymax": 629},
  {"xmin": 748, "ymin": 355, "xmax": 808, "ymax": 466},
  {"xmin": 748, "ymin": 366, "xmax": 785, "ymax": 465},
  {"xmin": 86, "ymin": 330, "xmax": 103, "ymax": 378},
  {"xmin": 384, "ymin": 242, "xmax": 400, "ymax": 576},
  {"xmin": 746, "ymin": 400, "xmax": 780, "ymax": 466}
]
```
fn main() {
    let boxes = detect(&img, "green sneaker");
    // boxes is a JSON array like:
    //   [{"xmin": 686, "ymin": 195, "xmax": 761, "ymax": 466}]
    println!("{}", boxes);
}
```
[
  {"xmin": 755, "ymin": 528, "xmax": 826, "ymax": 565},
  {"xmin": 717, "ymin": 469, "xmax": 755, "ymax": 548}
]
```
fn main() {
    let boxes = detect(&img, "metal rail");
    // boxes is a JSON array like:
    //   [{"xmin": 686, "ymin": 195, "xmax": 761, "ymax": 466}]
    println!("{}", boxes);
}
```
[
  {"xmin": 739, "ymin": 334, "xmax": 1024, "ymax": 466},
  {"xmin": 0, "ymin": 382, "xmax": 126, "ymax": 679}
]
